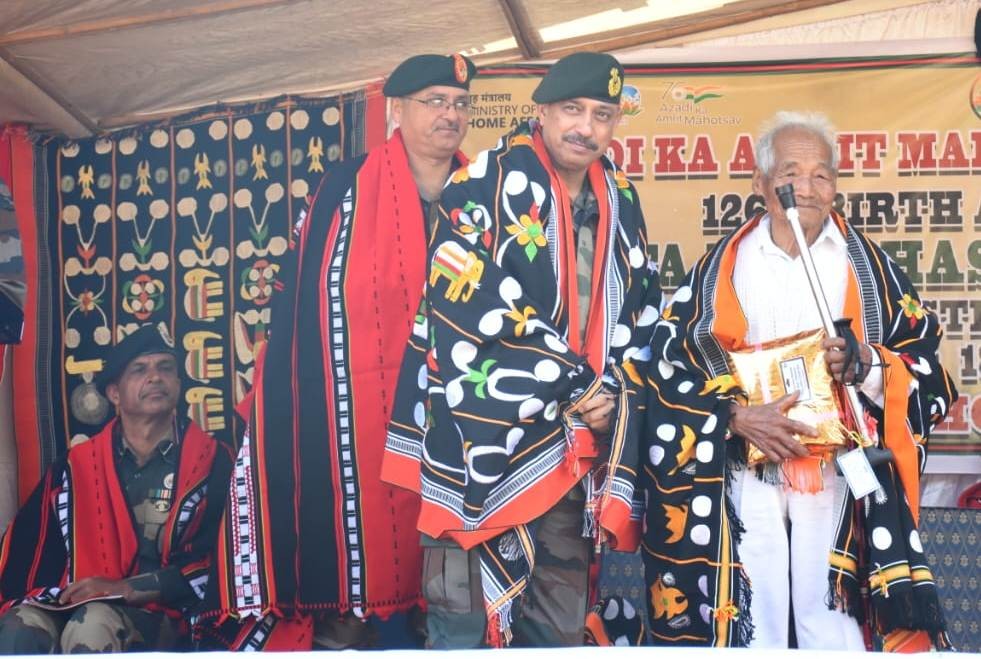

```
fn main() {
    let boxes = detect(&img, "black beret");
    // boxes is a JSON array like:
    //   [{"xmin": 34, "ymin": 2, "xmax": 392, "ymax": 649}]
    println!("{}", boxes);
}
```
[
  {"xmin": 96, "ymin": 323, "xmax": 177, "ymax": 395},
  {"xmin": 383, "ymin": 53, "xmax": 477, "ymax": 97},
  {"xmin": 532, "ymin": 52, "xmax": 624, "ymax": 105}
]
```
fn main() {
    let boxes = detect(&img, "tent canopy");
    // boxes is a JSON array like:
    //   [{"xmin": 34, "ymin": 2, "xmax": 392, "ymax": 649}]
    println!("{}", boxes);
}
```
[{"xmin": 0, "ymin": 0, "xmax": 975, "ymax": 138}]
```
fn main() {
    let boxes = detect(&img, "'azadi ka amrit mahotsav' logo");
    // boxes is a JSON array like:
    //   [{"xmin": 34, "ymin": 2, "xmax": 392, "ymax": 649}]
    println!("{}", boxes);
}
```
[
  {"xmin": 671, "ymin": 83, "xmax": 723, "ymax": 104},
  {"xmin": 620, "ymin": 85, "xmax": 643, "ymax": 117}
]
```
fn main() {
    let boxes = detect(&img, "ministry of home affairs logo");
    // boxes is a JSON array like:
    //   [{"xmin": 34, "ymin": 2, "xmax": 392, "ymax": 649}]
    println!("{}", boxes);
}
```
[
  {"xmin": 621, "ymin": 85, "xmax": 643, "ymax": 117},
  {"xmin": 972, "ymin": 73, "xmax": 981, "ymax": 120}
]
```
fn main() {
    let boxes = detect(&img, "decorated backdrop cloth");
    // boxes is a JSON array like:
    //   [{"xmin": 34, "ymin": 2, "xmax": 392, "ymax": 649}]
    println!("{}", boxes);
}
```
[
  {"xmin": 382, "ymin": 122, "xmax": 664, "ymax": 644},
  {"xmin": 29, "ymin": 94, "xmax": 373, "ymax": 471},
  {"xmin": 641, "ymin": 212, "xmax": 956, "ymax": 648}
]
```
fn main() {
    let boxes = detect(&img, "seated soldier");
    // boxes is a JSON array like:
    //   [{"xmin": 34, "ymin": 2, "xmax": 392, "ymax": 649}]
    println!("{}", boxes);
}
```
[{"xmin": 0, "ymin": 323, "xmax": 232, "ymax": 652}]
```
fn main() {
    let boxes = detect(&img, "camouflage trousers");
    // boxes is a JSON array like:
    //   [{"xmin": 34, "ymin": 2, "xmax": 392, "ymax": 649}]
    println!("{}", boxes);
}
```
[
  {"xmin": 0, "ymin": 601, "xmax": 180, "ymax": 653},
  {"xmin": 422, "ymin": 488, "xmax": 591, "ymax": 648}
]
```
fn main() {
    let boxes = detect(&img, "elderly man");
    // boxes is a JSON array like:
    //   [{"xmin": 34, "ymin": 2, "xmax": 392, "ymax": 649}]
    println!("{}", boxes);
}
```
[
  {"xmin": 0, "ymin": 323, "xmax": 232, "ymax": 652},
  {"xmin": 194, "ymin": 54, "xmax": 476, "ymax": 650},
  {"xmin": 642, "ymin": 111, "xmax": 955, "ymax": 651},
  {"xmin": 383, "ymin": 52, "xmax": 663, "ymax": 648}
]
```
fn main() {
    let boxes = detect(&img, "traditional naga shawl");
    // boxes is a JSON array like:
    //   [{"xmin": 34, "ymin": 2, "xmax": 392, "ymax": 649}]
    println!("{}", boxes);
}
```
[
  {"xmin": 642, "ymin": 212, "xmax": 956, "ymax": 650},
  {"xmin": 196, "ymin": 130, "xmax": 466, "ymax": 650},
  {"xmin": 0, "ymin": 418, "xmax": 230, "ymax": 621},
  {"xmin": 383, "ymin": 122, "xmax": 663, "ymax": 644}
]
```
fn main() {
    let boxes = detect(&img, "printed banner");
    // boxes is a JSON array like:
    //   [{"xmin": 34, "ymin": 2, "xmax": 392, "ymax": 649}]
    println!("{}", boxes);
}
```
[{"xmin": 464, "ymin": 53, "xmax": 980, "ymax": 456}]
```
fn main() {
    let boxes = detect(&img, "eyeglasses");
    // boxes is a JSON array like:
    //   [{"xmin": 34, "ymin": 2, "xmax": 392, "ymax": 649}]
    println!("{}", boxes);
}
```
[{"xmin": 404, "ymin": 96, "xmax": 471, "ymax": 114}]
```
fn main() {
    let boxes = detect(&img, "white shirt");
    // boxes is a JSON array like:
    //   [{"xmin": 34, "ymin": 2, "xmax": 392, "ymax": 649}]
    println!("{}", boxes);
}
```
[{"xmin": 732, "ymin": 215, "xmax": 883, "ymax": 406}]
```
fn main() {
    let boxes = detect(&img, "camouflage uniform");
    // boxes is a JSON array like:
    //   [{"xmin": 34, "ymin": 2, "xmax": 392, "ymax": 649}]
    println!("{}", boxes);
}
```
[
  {"xmin": 0, "ymin": 601, "xmax": 179, "ymax": 653},
  {"xmin": 0, "ymin": 429, "xmax": 193, "ymax": 653},
  {"xmin": 423, "ymin": 488, "xmax": 591, "ymax": 648}
]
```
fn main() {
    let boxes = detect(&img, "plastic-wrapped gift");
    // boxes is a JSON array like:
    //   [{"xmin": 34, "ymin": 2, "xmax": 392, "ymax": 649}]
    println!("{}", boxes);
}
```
[{"xmin": 727, "ymin": 328, "xmax": 849, "ymax": 466}]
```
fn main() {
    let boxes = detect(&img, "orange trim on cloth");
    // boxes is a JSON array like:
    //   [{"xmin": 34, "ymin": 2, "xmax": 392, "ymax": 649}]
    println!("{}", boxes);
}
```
[
  {"xmin": 531, "ymin": 129, "xmax": 611, "ymax": 375},
  {"xmin": 876, "ymin": 349, "xmax": 920, "ymax": 523}
]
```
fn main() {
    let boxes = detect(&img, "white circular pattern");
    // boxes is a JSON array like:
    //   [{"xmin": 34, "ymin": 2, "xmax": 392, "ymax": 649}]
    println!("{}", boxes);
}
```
[
  {"xmin": 94, "ymin": 138, "xmax": 113, "ymax": 154},
  {"xmin": 234, "ymin": 189, "xmax": 253, "ymax": 208},
  {"xmin": 502, "ymin": 170, "xmax": 528, "ymax": 195},
  {"xmin": 290, "ymin": 109, "xmax": 310, "ymax": 130},
  {"xmin": 62, "ymin": 206, "xmax": 81, "ymax": 224},
  {"xmin": 505, "ymin": 428, "xmax": 524, "ymax": 454},
  {"xmin": 519, "ymin": 398, "xmax": 544, "ymax": 420},
  {"xmin": 265, "ymin": 182, "xmax": 285, "ymax": 204},
  {"xmin": 909, "ymin": 530, "xmax": 923, "ymax": 553},
  {"xmin": 622, "ymin": 599, "xmax": 636, "ymax": 619},
  {"xmin": 698, "ymin": 574, "xmax": 709, "ymax": 597},
  {"xmin": 413, "ymin": 402, "xmax": 426, "ymax": 428},
  {"xmin": 208, "ymin": 121, "xmax": 227, "ymax": 141},
  {"xmin": 234, "ymin": 119, "xmax": 253, "ymax": 140},
  {"xmin": 115, "ymin": 199, "xmax": 136, "ymax": 222},
  {"xmin": 266, "ymin": 111, "xmax": 285, "ymax": 131},
  {"xmin": 478, "ymin": 310, "xmax": 503, "ymax": 335},
  {"xmin": 445, "ymin": 381, "xmax": 463, "ymax": 408},
  {"xmin": 291, "ymin": 178, "xmax": 309, "ymax": 198},
  {"xmin": 65, "ymin": 327, "xmax": 81, "ymax": 348},
  {"xmin": 149, "ymin": 199, "xmax": 169, "ymax": 219},
  {"xmin": 177, "ymin": 128, "xmax": 197, "ymax": 149},
  {"xmin": 176, "ymin": 197, "xmax": 197, "ymax": 216},
  {"xmin": 416, "ymin": 364, "xmax": 428, "ymax": 389},
  {"xmin": 543, "ymin": 334, "xmax": 568, "ymax": 354},
  {"xmin": 322, "ymin": 107, "xmax": 341, "ymax": 126},
  {"xmin": 534, "ymin": 360, "xmax": 560, "ymax": 382},
  {"xmin": 209, "ymin": 193, "xmax": 228, "ymax": 213},
  {"xmin": 656, "ymin": 423, "xmax": 676, "ymax": 442},
  {"xmin": 690, "ymin": 524, "xmax": 711, "ymax": 546},
  {"xmin": 149, "ymin": 129, "xmax": 169, "ymax": 148},
  {"xmin": 701, "ymin": 414, "xmax": 718, "ymax": 434},
  {"xmin": 611, "ymin": 323, "xmax": 631, "ymax": 348},
  {"xmin": 544, "ymin": 401, "xmax": 558, "ymax": 421},
  {"xmin": 628, "ymin": 246, "xmax": 644, "ymax": 269},
  {"xmin": 637, "ymin": 304, "xmax": 658, "ymax": 327},
  {"xmin": 691, "ymin": 495, "xmax": 712, "ymax": 517},
  {"xmin": 672, "ymin": 285, "xmax": 693, "ymax": 304},
  {"xmin": 93, "ymin": 204, "xmax": 113, "ymax": 223},
  {"xmin": 61, "ymin": 143, "xmax": 80, "ymax": 158},
  {"xmin": 499, "ymin": 276, "xmax": 522, "ymax": 302},
  {"xmin": 118, "ymin": 136, "xmax": 138, "ymax": 155},
  {"xmin": 658, "ymin": 360, "xmax": 675, "ymax": 380},
  {"xmin": 604, "ymin": 598, "xmax": 620, "ymax": 620},
  {"xmin": 699, "ymin": 604, "xmax": 713, "ymax": 624},
  {"xmin": 94, "ymin": 326, "xmax": 111, "ymax": 346},
  {"xmin": 649, "ymin": 445, "xmax": 665, "ymax": 466},
  {"xmin": 677, "ymin": 380, "xmax": 694, "ymax": 394},
  {"xmin": 696, "ymin": 440, "xmax": 714, "ymax": 464},
  {"xmin": 872, "ymin": 526, "xmax": 893, "ymax": 551}
]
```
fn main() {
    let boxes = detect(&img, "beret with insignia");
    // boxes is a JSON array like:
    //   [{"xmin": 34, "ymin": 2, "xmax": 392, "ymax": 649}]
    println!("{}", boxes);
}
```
[
  {"xmin": 532, "ymin": 52, "xmax": 624, "ymax": 105},
  {"xmin": 383, "ymin": 53, "xmax": 477, "ymax": 97},
  {"xmin": 97, "ymin": 322, "xmax": 177, "ymax": 395}
]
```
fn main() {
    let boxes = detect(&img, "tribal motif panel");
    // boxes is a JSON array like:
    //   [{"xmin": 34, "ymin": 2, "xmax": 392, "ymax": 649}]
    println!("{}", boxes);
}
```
[{"xmin": 45, "ymin": 95, "xmax": 370, "ymax": 450}]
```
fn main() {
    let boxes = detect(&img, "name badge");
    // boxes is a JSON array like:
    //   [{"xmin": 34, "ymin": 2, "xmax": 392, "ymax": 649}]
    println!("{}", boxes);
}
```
[{"xmin": 836, "ymin": 447, "xmax": 882, "ymax": 499}]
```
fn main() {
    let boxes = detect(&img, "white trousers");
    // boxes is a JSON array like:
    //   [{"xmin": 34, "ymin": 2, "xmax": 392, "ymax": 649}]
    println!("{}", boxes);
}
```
[{"xmin": 731, "ymin": 461, "xmax": 866, "ymax": 650}]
